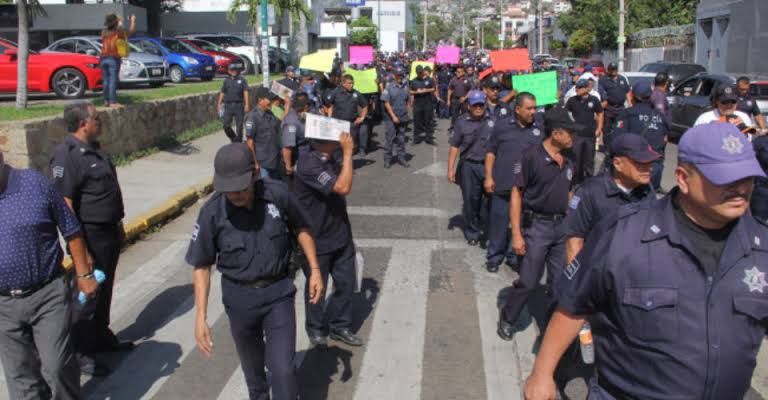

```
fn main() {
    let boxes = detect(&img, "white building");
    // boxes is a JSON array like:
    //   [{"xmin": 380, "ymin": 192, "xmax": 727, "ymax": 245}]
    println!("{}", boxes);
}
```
[
  {"xmin": 358, "ymin": 0, "xmax": 412, "ymax": 53},
  {"xmin": 554, "ymin": 1, "xmax": 571, "ymax": 14}
]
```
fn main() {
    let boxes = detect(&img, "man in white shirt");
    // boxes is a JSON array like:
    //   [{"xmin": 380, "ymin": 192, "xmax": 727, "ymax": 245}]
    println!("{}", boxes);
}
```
[
  {"xmin": 694, "ymin": 84, "xmax": 755, "ymax": 135},
  {"xmin": 563, "ymin": 72, "xmax": 602, "ymax": 103}
]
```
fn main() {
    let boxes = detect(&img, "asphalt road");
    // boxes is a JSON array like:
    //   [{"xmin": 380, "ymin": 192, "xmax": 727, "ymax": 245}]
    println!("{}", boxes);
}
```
[{"xmin": 2, "ymin": 117, "xmax": 766, "ymax": 400}]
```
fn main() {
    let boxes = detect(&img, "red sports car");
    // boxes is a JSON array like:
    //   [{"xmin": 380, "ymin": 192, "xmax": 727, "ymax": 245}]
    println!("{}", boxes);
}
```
[
  {"xmin": 0, "ymin": 38, "xmax": 102, "ymax": 99},
  {"xmin": 181, "ymin": 38, "xmax": 244, "ymax": 74}
]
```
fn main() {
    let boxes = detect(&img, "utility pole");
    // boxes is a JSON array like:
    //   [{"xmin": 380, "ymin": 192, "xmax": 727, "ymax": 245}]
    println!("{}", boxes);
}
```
[
  {"xmin": 538, "ymin": 0, "xmax": 543, "ymax": 55},
  {"xmin": 461, "ymin": 15, "xmax": 465, "ymax": 48},
  {"xmin": 618, "ymin": 0, "xmax": 626, "ymax": 72},
  {"xmin": 377, "ymin": 0, "xmax": 381, "ymax": 48},
  {"xmin": 260, "ymin": 0, "xmax": 269, "ymax": 86},
  {"xmin": 480, "ymin": 22, "xmax": 484, "ymax": 49},
  {"xmin": 422, "ymin": 0, "xmax": 428, "ymax": 51}
]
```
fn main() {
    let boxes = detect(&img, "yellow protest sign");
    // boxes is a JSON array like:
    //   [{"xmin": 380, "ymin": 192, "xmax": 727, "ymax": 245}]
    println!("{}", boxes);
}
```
[
  {"xmin": 346, "ymin": 68, "xmax": 379, "ymax": 94},
  {"xmin": 299, "ymin": 49, "xmax": 336, "ymax": 73},
  {"xmin": 410, "ymin": 61, "xmax": 434, "ymax": 80}
]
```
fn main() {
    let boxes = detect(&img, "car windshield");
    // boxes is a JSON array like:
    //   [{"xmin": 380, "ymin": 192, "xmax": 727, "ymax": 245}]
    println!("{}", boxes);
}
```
[
  {"xmin": 161, "ymin": 38, "xmax": 197, "ymax": 54},
  {"xmin": 208, "ymin": 36, "xmax": 249, "ymax": 47},
  {"xmin": 639, "ymin": 63, "xmax": 666, "ymax": 73},
  {"xmin": 94, "ymin": 39, "xmax": 143, "ymax": 53},
  {"xmin": 192, "ymin": 40, "xmax": 222, "ymax": 52},
  {"xmin": 626, "ymin": 75, "xmax": 654, "ymax": 86},
  {"xmin": 0, "ymin": 39, "xmax": 36, "ymax": 54}
]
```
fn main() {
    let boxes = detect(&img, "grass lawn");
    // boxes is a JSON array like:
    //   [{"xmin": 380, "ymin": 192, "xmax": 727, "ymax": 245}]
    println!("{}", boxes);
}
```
[{"xmin": 1, "ymin": 73, "xmax": 280, "ymax": 122}]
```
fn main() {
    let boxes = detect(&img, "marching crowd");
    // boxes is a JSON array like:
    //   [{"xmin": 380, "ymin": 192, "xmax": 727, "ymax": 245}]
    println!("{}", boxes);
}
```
[{"xmin": 1, "ymin": 45, "xmax": 768, "ymax": 400}]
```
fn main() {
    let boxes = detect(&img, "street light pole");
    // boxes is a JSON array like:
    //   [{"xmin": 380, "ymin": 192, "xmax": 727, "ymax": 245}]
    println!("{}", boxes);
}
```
[
  {"xmin": 260, "ymin": 0, "xmax": 269, "ymax": 86},
  {"xmin": 618, "ymin": 0, "xmax": 626, "ymax": 72},
  {"xmin": 377, "ymin": 0, "xmax": 381, "ymax": 48},
  {"xmin": 538, "ymin": 0, "xmax": 543, "ymax": 55},
  {"xmin": 422, "ymin": 0, "xmax": 428, "ymax": 51}
]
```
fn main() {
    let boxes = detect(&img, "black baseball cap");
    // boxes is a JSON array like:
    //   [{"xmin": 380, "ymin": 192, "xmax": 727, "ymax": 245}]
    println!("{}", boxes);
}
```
[
  {"xmin": 607, "ymin": 62, "xmax": 618, "ymax": 70},
  {"xmin": 214, "ymin": 143, "xmax": 255, "ymax": 192},
  {"xmin": 610, "ymin": 133, "xmax": 661, "ymax": 163},
  {"xmin": 255, "ymin": 86, "xmax": 277, "ymax": 100},
  {"xmin": 482, "ymin": 76, "xmax": 502, "ymax": 89},
  {"xmin": 714, "ymin": 84, "xmax": 739, "ymax": 102},
  {"xmin": 544, "ymin": 106, "xmax": 584, "ymax": 133}
]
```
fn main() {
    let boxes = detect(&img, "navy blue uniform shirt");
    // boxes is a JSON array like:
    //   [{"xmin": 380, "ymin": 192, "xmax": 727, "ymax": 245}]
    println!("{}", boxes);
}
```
[
  {"xmin": 487, "ymin": 118, "xmax": 543, "ymax": 195},
  {"xmin": 613, "ymin": 102, "xmax": 670, "ymax": 153},
  {"xmin": 751, "ymin": 135, "xmax": 768, "ymax": 222},
  {"xmin": 485, "ymin": 102, "xmax": 511, "ymax": 121},
  {"xmin": 0, "ymin": 168, "xmax": 80, "ymax": 291},
  {"xmin": 558, "ymin": 192, "xmax": 768, "ymax": 399},
  {"xmin": 598, "ymin": 75, "xmax": 630, "ymax": 107},
  {"xmin": 185, "ymin": 179, "xmax": 310, "ymax": 282},
  {"xmin": 511, "ymin": 144, "xmax": 574, "ymax": 215},
  {"xmin": 220, "ymin": 75, "xmax": 248, "ymax": 103},
  {"xmin": 450, "ymin": 115, "xmax": 494, "ymax": 162},
  {"xmin": 381, "ymin": 81, "xmax": 410, "ymax": 121},
  {"xmin": 562, "ymin": 170, "xmax": 654, "ymax": 239},
  {"xmin": 565, "ymin": 95, "xmax": 603, "ymax": 138},
  {"xmin": 448, "ymin": 77, "xmax": 472, "ymax": 99},
  {"xmin": 293, "ymin": 149, "xmax": 352, "ymax": 255},
  {"xmin": 49, "ymin": 135, "xmax": 125, "ymax": 224},
  {"xmin": 737, "ymin": 94, "xmax": 762, "ymax": 117},
  {"xmin": 278, "ymin": 76, "xmax": 300, "ymax": 92},
  {"xmin": 281, "ymin": 109, "xmax": 308, "ymax": 163},
  {"xmin": 410, "ymin": 76, "xmax": 435, "ymax": 101},
  {"xmin": 328, "ymin": 87, "xmax": 366, "ymax": 122},
  {"xmin": 245, "ymin": 108, "xmax": 282, "ymax": 171}
]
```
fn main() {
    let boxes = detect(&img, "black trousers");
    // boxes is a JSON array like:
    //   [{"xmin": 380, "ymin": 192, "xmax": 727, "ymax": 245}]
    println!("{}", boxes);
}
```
[
  {"xmin": 222, "ymin": 102, "xmax": 245, "ymax": 143},
  {"xmin": 413, "ymin": 99, "xmax": 434, "ymax": 141},
  {"xmin": 73, "ymin": 222, "xmax": 122, "ymax": 353},
  {"xmin": 449, "ymin": 99, "xmax": 466, "ymax": 133},
  {"xmin": 459, "ymin": 161, "xmax": 489, "ymax": 241},
  {"xmin": 302, "ymin": 241, "xmax": 356, "ymax": 336},
  {"xmin": 602, "ymin": 105, "xmax": 623, "ymax": 142},
  {"xmin": 569, "ymin": 136, "xmax": 596, "ymax": 186}
]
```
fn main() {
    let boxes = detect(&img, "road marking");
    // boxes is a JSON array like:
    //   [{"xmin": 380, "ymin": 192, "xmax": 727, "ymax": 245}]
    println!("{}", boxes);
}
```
[
  {"xmin": 86, "ymin": 272, "xmax": 225, "ymax": 400},
  {"xmin": 347, "ymin": 206, "xmax": 451, "ymax": 218},
  {"xmin": 412, "ymin": 161, "xmax": 447, "ymax": 177},
  {"xmin": 352, "ymin": 240, "xmax": 435, "ymax": 400}
]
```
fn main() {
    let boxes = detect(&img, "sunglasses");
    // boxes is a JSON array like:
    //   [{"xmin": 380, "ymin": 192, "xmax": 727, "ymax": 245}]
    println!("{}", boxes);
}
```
[{"xmin": 719, "ymin": 99, "xmax": 737, "ymax": 105}]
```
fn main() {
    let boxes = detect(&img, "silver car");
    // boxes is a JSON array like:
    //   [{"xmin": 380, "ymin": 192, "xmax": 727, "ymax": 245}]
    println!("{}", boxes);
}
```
[{"xmin": 43, "ymin": 36, "xmax": 168, "ymax": 87}]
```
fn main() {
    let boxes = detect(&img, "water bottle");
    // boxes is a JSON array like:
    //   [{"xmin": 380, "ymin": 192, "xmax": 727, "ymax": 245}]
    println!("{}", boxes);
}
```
[
  {"xmin": 78, "ymin": 269, "xmax": 106, "ymax": 305},
  {"xmin": 579, "ymin": 322, "xmax": 595, "ymax": 364}
]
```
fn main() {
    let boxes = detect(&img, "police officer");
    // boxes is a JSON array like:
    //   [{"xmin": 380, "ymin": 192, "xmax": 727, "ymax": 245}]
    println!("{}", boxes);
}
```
[
  {"xmin": 1, "ymin": 149, "xmax": 95, "ymax": 399},
  {"xmin": 437, "ymin": 65, "xmax": 452, "ymax": 119},
  {"xmin": 565, "ymin": 79, "xmax": 604, "ymax": 185},
  {"xmin": 448, "ymin": 90, "xmax": 493, "ymax": 245},
  {"xmin": 751, "ymin": 134, "xmax": 768, "ymax": 221},
  {"xmin": 482, "ymin": 76, "xmax": 511, "ymax": 121},
  {"xmin": 614, "ymin": 80, "xmax": 670, "ymax": 190},
  {"xmin": 498, "ymin": 106, "xmax": 578, "ymax": 341},
  {"xmin": 217, "ymin": 64, "xmax": 249, "ymax": 143},
  {"xmin": 278, "ymin": 66, "xmax": 300, "ymax": 92},
  {"xmin": 281, "ymin": 92, "xmax": 310, "ymax": 178},
  {"xmin": 484, "ymin": 93, "xmax": 543, "ymax": 273},
  {"xmin": 294, "ymin": 133, "xmax": 364, "ymax": 347},
  {"xmin": 327, "ymin": 74, "xmax": 368, "ymax": 155},
  {"xmin": 736, "ymin": 76, "xmax": 767, "ymax": 133},
  {"xmin": 246, "ymin": 87, "xmax": 282, "ymax": 179},
  {"xmin": 448, "ymin": 66, "xmax": 472, "ymax": 132},
  {"xmin": 49, "ymin": 102, "xmax": 135, "ymax": 360},
  {"xmin": 651, "ymin": 72, "xmax": 672, "ymax": 120},
  {"xmin": 563, "ymin": 133, "xmax": 658, "ymax": 262},
  {"xmin": 187, "ymin": 143, "xmax": 323, "ymax": 400},
  {"xmin": 381, "ymin": 66, "xmax": 411, "ymax": 168},
  {"xmin": 525, "ymin": 122, "xmax": 768, "ymax": 400},
  {"xmin": 410, "ymin": 65, "xmax": 437, "ymax": 145},
  {"xmin": 598, "ymin": 62, "xmax": 631, "ymax": 140}
]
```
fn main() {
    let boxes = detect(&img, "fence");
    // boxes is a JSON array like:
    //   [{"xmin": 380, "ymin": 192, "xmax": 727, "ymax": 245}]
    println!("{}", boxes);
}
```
[{"xmin": 602, "ymin": 45, "xmax": 695, "ymax": 72}]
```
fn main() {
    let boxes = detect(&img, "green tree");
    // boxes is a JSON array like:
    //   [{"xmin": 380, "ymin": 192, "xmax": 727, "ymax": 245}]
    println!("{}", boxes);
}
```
[
  {"xmin": 271, "ymin": 0, "xmax": 312, "ymax": 60},
  {"xmin": 349, "ymin": 16, "xmax": 378, "ymax": 48},
  {"xmin": 568, "ymin": 28, "xmax": 594, "ymax": 57}
]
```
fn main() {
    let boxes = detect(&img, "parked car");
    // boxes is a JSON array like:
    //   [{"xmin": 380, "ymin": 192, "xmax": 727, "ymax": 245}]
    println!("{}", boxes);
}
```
[
  {"xmin": 667, "ymin": 72, "xmax": 735, "ymax": 142},
  {"xmin": 621, "ymin": 72, "xmax": 657, "ymax": 87},
  {"xmin": 129, "ymin": 37, "xmax": 215, "ymax": 83},
  {"xmin": 177, "ymin": 34, "xmax": 260, "ymax": 74},
  {"xmin": 42, "ymin": 36, "xmax": 168, "ymax": 88},
  {"xmin": 638, "ymin": 62, "xmax": 706, "ymax": 90},
  {"xmin": 0, "ymin": 38, "xmax": 102, "ymax": 99},
  {"xmin": 180, "ymin": 38, "xmax": 243, "ymax": 74},
  {"xmin": 561, "ymin": 57, "xmax": 580, "ymax": 68},
  {"xmin": 576, "ymin": 59, "xmax": 605, "ymax": 75},
  {"xmin": 749, "ymin": 81, "xmax": 768, "ymax": 117}
]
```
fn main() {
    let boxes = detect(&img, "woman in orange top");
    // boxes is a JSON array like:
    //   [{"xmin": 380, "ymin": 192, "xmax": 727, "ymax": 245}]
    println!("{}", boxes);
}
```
[{"xmin": 100, "ymin": 13, "xmax": 135, "ymax": 107}]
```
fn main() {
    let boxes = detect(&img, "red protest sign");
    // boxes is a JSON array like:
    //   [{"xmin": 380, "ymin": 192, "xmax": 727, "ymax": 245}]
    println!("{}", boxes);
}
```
[{"xmin": 489, "ymin": 49, "xmax": 532, "ymax": 72}]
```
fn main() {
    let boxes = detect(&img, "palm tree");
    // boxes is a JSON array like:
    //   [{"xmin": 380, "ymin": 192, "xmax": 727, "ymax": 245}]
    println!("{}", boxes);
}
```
[
  {"xmin": 12, "ymin": 0, "xmax": 45, "ymax": 110},
  {"xmin": 272, "ymin": 0, "xmax": 312, "ymax": 65}
]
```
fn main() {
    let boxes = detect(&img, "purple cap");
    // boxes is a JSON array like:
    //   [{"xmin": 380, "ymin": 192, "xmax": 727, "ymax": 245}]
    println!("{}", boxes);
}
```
[
  {"xmin": 678, "ymin": 122, "xmax": 766, "ymax": 185},
  {"xmin": 632, "ymin": 80, "xmax": 652, "ymax": 99},
  {"xmin": 468, "ymin": 90, "xmax": 486, "ymax": 105},
  {"xmin": 609, "ymin": 133, "xmax": 661, "ymax": 162}
]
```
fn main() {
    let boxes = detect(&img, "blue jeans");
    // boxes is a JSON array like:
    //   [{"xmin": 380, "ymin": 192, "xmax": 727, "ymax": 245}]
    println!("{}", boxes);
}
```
[{"xmin": 100, "ymin": 56, "xmax": 120, "ymax": 104}]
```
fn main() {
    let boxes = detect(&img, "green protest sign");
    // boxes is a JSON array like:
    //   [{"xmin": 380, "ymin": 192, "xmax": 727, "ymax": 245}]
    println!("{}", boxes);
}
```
[
  {"xmin": 512, "ymin": 71, "xmax": 559, "ymax": 106},
  {"xmin": 347, "ymin": 68, "xmax": 379, "ymax": 94}
]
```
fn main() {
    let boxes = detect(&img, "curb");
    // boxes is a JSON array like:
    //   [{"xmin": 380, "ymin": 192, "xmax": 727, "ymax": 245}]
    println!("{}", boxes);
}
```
[{"xmin": 63, "ymin": 176, "xmax": 214, "ymax": 270}]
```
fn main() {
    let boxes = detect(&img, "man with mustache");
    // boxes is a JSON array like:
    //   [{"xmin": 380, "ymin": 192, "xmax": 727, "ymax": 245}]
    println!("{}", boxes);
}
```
[{"xmin": 524, "ymin": 122, "xmax": 768, "ymax": 399}]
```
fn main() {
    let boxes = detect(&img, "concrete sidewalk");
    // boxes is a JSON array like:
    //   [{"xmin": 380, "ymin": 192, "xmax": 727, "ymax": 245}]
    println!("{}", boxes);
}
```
[{"xmin": 117, "ymin": 132, "xmax": 228, "ymax": 241}]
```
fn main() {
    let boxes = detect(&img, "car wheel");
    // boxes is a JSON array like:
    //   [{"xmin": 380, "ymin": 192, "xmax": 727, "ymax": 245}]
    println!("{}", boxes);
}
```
[
  {"xmin": 169, "ymin": 65, "xmax": 185, "ymax": 83},
  {"xmin": 51, "ymin": 68, "xmax": 87, "ymax": 99},
  {"xmin": 241, "ymin": 57, "xmax": 253, "ymax": 74},
  {"xmin": 149, "ymin": 81, "xmax": 165, "ymax": 88}
]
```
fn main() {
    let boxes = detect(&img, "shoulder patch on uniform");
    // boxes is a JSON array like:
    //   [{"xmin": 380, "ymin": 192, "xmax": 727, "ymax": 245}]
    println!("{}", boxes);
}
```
[
  {"xmin": 501, "ymin": 108, "xmax": 508, "ymax": 115},
  {"xmin": 245, "ymin": 120, "xmax": 253, "ymax": 129},
  {"xmin": 353, "ymin": 93, "xmax": 358, "ymax": 98},
  {"xmin": 513, "ymin": 162, "xmax": 522, "ymax": 174},
  {"xmin": 191, "ymin": 224, "xmax": 200, "ymax": 241},
  {"xmin": 564, "ymin": 258, "xmax": 581, "ymax": 280},
  {"xmin": 267, "ymin": 203, "xmax": 281, "ymax": 219},
  {"xmin": 288, "ymin": 125, "xmax": 297, "ymax": 133},
  {"xmin": 533, "ymin": 128, "xmax": 541, "ymax": 136},
  {"xmin": 566, "ymin": 167, "xmax": 573, "ymax": 181},
  {"xmin": 569, "ymin": 195, "xmax": 581, "ymax": 210},
  {"xmin": 317, "ymin": 171, "xmax": 333, "ymax": 186},
  {"xmin": 52, "ymin": 166, "xmax": 64, "ymax": 179},
  {"xmin": 488, "ymin": 120, "xmax": 495, "ymax": 128}
]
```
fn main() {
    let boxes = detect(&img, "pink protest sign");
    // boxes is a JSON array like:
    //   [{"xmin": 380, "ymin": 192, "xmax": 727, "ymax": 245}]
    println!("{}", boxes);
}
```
[
  {"xmin": 349, "ymin": 45, "xmax": 374, "ymax": 65},
  {"xmin": 426, "ymin": 57, "xmax": 436, "ymax": 63},
  {"xmin": 436, "ymin": 46, "xmax": 460, "ymax": 64}
]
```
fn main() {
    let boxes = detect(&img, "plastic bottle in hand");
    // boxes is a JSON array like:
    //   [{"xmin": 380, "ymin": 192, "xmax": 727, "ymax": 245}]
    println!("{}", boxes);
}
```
[
  {"xmin": 78, "ymin": 269, "xmax": 106, "ymax": 305},
  {"xmin": 579, "ymin": 322, "xmax": 595, "ymax": 364}
]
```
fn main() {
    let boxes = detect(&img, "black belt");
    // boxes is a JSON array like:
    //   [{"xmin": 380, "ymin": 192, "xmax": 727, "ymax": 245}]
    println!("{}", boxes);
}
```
[
  {"xmin": 463, "ymin": 159, "xmax": 483, "ymax": 164},
  {"xmin": 524, "ymin": 210, "xmax": 565, "ymax": 222},
  {"xmin": 0, "ymin": 271, "xmax": 63, "ymax": 299},
  {"xmin": 224, "ymin": 274, "xmax": 287, "ymax": 289},
  {"xmin": 225, "ymin": 101, "xmax": 244, "ymax": 104}
]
